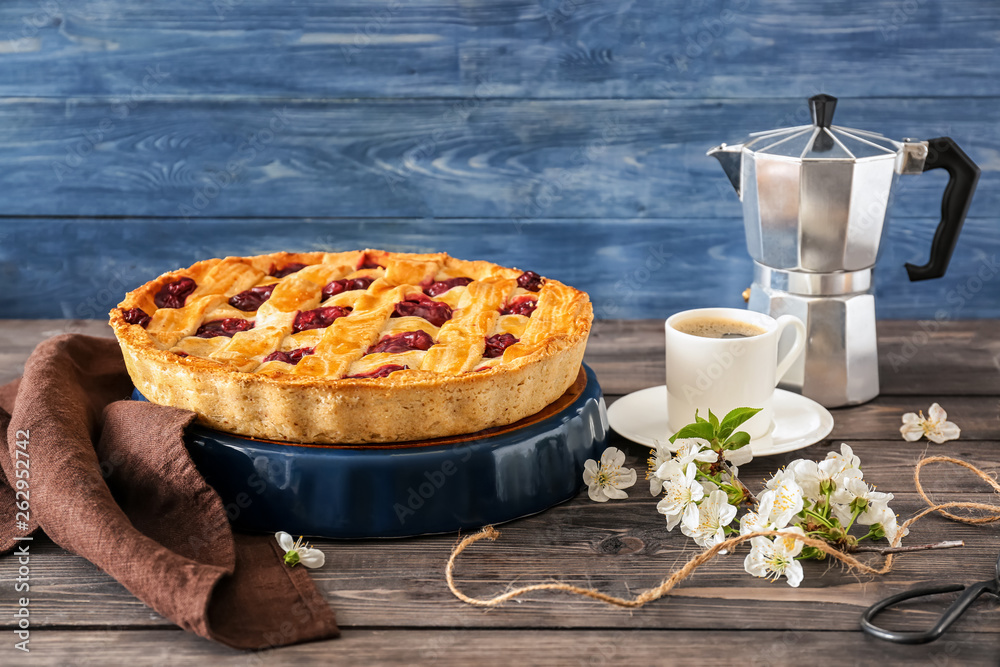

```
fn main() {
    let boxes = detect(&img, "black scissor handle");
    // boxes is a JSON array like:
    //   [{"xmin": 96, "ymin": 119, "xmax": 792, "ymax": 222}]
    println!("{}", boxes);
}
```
[{"xmin": 861, "ymin": 581, "xmax": 995, "ymax": 644}]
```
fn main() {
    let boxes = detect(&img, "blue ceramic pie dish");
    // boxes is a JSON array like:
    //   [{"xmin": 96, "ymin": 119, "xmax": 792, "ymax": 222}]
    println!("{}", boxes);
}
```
[{"xmin": 132, "ymin": 364, "xmax": 607, "ymax": 538}]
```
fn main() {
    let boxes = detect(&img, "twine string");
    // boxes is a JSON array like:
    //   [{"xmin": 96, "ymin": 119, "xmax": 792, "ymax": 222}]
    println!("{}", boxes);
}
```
[{"xmin": 445, "ymin": 455, "xmax": 1000, "ymax": 608}]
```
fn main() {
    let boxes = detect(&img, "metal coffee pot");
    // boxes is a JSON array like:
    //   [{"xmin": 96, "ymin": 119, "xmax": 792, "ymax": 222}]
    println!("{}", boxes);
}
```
[{"xmin": 708, "ymin": 94, "xmax": 980, "ymax": 407}]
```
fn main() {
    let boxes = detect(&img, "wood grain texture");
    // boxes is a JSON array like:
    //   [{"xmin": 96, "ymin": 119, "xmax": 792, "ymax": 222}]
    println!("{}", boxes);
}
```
[
  {"xmin": 0, "ymin": 318, "xmax": 997, "ymax": 662},
  {"xmin": 3, "ymin": 216, "xmax": 999, "ymax": 320},
  {"xmin": 0, "ymin": 0, "xmax": 997, "ymax": 100},
  {"xmin": 3, "ymin": 629, "xmax": 997, "ymax": 666},
  {"xmin": 0, "ymin": 319, "xmax": 112, "ymax": 383},
  {"xmin": 4, "ymin": 488, "xmax": 999, "ymax": 632},
  {"xmin": 0, "ymin": 98, "xmax": 994, "ymax": 220}
]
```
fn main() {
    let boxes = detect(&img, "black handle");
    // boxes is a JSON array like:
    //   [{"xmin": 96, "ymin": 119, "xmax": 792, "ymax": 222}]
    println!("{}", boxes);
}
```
[
  {"xmin": 860, "ymin": 582, "xmax": 993, "ymax": 644},
  {"xmin": 905, "ymin": 137, "xmax": 981, "ymax": 281}
]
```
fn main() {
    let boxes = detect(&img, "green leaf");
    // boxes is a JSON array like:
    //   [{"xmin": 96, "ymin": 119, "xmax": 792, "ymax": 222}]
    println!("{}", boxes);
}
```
[
  {"xmin": 798, "ymin": 546, "xmax": 827, "ymax": 562},
  {"xmin": 718, "ymin": 407, "xmax": 763, "ymax": 440},
  {"xmin": 707, "ymin": 409, "xmax": 720, "ymax": 433},
  {"xmin": 668, "ymin": 420, "xmax": 715, "ymax": 444},
  {"xmin": 723, "ymin": 431, "xmax": 751, "ymax": 449},
  {"xmin": 694, "ymin": 409, "xmax": 708, "ymax": 424}
]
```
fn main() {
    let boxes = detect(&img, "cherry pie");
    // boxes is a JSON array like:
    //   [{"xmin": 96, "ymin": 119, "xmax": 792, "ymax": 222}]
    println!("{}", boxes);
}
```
[{"xmin": 110, "ymin": 250, "xmax": 593, "ymax": 443}]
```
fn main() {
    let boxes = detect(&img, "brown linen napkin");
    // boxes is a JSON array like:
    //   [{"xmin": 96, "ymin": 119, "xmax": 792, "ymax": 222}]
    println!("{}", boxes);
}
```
[{"xmin": 0, "ymin": 334, "xmax": 339, "ymax": 649}]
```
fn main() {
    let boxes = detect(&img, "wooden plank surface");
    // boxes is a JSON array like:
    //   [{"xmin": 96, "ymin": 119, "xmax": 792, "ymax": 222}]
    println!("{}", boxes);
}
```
[
  {"xmin": 2, "ymin": 629, "xmax": 997, "ymax": 666},
  {"xmin": 6, "ymin": 489, "xmax": 999, "ymax": 632},
  {"xmin": 3, "ymin": 216, "xmax": 999, "ymax": 320},
  {"xmin": 0, "ymin": 0, "xmax": 997, "ymax": 100},
  {"xmin": 0, "ymin": 319, "xmax": 998, "ymax": 666},
  {"xmin": 0, "ymin": 97, "xmax": 994, "ymax": 220}
]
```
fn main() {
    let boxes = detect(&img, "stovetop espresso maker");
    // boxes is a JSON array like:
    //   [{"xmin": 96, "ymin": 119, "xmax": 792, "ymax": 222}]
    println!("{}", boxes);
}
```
[{"xmin": 709, "ymin": 94, "xmax": 980, "ymax": 407}]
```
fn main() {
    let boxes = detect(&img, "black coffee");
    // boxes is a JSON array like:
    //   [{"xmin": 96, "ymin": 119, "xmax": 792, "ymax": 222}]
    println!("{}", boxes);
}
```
[{"xmin": 674, "ymin": 316, "xmax": 767, "ymax": 339}]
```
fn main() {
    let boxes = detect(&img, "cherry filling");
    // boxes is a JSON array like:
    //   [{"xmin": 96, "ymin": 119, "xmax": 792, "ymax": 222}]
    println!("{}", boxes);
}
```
[
  {"xmin": 229, "ymin": 284, "xmax": 276, "ymax": 311},
  {"xmin": 122, "ymin": 308, "xmax": 151, "ymax": 328},
  {"xmin": 195, "ymin": 318, "xmax": 254, "ymax": 338},
  {"xmin": 366, "ymin": 330, "xmax": 434, "ymax": 355},
  {"xmin": 262, "ymin": 346, "xmax": 315, "ymax": 365},
  {"xmin": 292, "ymin": 306, "xmax": 351, "ymax": 333},
  {"xmin": 347, "ymin": 364, "xmax": 408, "ymax": 379},
  {"xmin": 484, "ymin": 333, "xmax": 518, "ymax": 358},
  {"xmin": 174, "ymin": 351, "xmax": 189, "ymax": 357},
  {"xmin": 322, "ymin": 276, "xmax": 376, "ymax": 299},
  {"xmin": 154, "ymin": 277, "xmax": 197, "ymax": 309},
  {"xmin": 517, "ymin": 270, "xmax": 544, "ymax": 292},
  {"xmin": 501, "ymin": 298, "xmax": 537, "ymax": 317},
  {"xmin": 358, "ymin": 254, "xmax": 384, "ymax": 270},
  {"xmin": 392, "ymin": 295, "xmax": 453, "ymax": 327},
  {"xmin": 424, "ymin": 277, "xmax": 473, "ymax": 297},
  {"xmin": 269, "ymin": 262, "xmax": 308, "ymax": 279}
]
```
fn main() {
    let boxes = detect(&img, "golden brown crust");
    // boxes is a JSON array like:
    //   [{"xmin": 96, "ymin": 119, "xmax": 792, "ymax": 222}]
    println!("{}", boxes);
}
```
[{"xmin": 110, "ymin": 249, "xmax": 592, "ymax": 444}]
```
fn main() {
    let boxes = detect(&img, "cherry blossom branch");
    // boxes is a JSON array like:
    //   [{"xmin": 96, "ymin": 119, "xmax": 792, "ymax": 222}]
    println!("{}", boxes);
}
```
[
  {"xmin": 722, "ymin": 461, "xmax": 758, "ymax": 506},
  {"xmin": 849, "ymin": 540, "xmax": 964, "ymax": 554}
]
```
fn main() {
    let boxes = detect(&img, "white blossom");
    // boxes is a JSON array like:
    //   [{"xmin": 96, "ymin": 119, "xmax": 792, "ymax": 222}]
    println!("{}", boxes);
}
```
[
  {"xmin": 901, "ymin": 403, "xmax": 960, "ymax": 444},
  {"xmin": 744, "ymin": 527, "xmax": 806, "ymax": 587},
  {"xmin": 724, "ymin": 444, "xmax": 754, "ymax": 468},
  {"xmin": 699, "ymin": 479, "xmax": 720, "ymax": 496},
  {"xmin": 831, "ymin": 477, "xmax": 893, "ymax": 525},
  {"xmin": 646, "ymin": 441, "xmax": 675, "ymax": 496},
  {"xmin": 673, "ymin": 438, "xmax": 717, "ymax": 468},
  {"xmin": 740, "ymin": 480, "xmax": 803, "ymax": 536},
  {"xmin": 858, "ymin": 501, "xmax": 909, "ymax": 545},
  {"xmin": 276, "ymin": 532, "xmax": 326, "ymax": 568},
  {"xmin": 583, "ymin": 447, "xmax": 637, "ymax": 502},
  {"xmin": 765, "ymin": 478, "xmax": 804, "ymax": 528},
  {"xmin": 824, "ymin": 443, "xmax": 862, "ymax": 476},
  {"xmin": 791, "ymin": 455, "xmax": 862, "ymax": 500},
  {"xmin": 681, "ymin": 489, "xmax": 737, "ymax": 548},
  {"xmin": 765, "ymin": 465, "xmax": 799, "ymax": 491},
  {"xmin": 656, "ymin": 462, "xmax": 705, "ymax": 531},
  {"xmin": 740, "ymin": 490, "xmax": 775, "ymax": 535}
]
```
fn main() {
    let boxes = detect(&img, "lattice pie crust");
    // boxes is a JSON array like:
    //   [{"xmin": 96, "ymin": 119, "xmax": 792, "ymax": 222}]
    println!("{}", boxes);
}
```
[{"xmin": 110, "ymin": 250, "xmax": 593, "ymax": 444}]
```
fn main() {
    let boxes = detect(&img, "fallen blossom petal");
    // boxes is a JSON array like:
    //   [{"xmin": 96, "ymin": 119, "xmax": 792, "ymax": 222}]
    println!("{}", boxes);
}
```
[{"xmin": 582, "ymin": 447, "xmax": 636, "ymax": 503}]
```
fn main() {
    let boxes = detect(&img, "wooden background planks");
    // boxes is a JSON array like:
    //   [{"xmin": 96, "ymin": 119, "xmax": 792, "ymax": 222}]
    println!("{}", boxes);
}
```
[
  {"xmin": 0, "ymin": 0, "xmax": 998, "ymax": 319},
  {"xmin": 1, "ymin": 0, "xmax": 998, "ymax": 99},
  {"xmin": 1, "ymin": 319, "xmax": 999, "ymax": 664},
  {"xmin": 4, "ymin": 216, "xmax": 998, "ymax": 320}
]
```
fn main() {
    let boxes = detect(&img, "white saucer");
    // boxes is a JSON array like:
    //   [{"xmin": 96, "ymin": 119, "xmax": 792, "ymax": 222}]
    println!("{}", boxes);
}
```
[{"xmin": 606, "ymin": 386, "xmax": 834, "ymax": 457}]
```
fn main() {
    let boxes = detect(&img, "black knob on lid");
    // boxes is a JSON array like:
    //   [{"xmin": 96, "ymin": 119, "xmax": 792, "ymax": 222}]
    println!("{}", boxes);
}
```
[{"xmin": 809, "ymin": 94, "xmax": 837, "ymax": 128}]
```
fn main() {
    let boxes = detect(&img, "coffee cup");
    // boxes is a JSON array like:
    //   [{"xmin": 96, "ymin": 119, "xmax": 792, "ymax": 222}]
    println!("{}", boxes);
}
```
[{"xmin": 664, "ymin": 308, "xmax": 806, "ymax": 440}]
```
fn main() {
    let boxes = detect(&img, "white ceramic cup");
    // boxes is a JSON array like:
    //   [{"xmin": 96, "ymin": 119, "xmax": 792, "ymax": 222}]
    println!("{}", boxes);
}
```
[{"xmin": 664, "ymin": 308, "xmax": 806, "ymax": 440}]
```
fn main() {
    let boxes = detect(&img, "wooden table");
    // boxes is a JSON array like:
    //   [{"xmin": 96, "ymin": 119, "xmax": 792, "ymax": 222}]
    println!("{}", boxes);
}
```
[{"xmin": 2, "ymin": 319, "xmax": 999, "ymax": 665}]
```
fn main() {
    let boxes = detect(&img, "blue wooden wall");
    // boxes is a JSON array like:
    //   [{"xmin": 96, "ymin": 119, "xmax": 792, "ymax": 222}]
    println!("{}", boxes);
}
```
[{"xmin": 0, "ymin": 0, "xmax": 997, "ymax": 319}]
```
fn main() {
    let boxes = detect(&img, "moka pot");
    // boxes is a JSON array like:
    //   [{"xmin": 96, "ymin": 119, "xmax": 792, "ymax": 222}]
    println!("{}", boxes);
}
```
[{"xmin": 708, "ymin": 94, "xmax": 980, "ymax": 407}]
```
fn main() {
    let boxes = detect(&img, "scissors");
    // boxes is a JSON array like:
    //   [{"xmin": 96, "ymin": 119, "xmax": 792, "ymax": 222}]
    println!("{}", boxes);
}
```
[{"xmin": 861, "ymin": 550, "xmax": 1000, "ymax": 644}]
